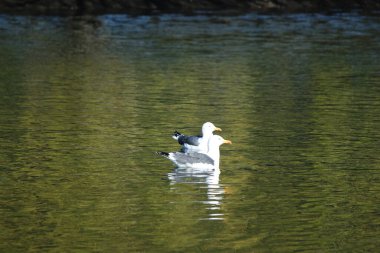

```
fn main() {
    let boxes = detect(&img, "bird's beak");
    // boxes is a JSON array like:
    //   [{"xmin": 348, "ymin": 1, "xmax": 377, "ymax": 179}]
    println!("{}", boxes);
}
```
[
  {"xmin": 224, "ymin": 140, "xmax": 232, "ymax": 144},
  {"xmin": 214, "ymin": 127, "xmax": 222, "ymax": 132}
]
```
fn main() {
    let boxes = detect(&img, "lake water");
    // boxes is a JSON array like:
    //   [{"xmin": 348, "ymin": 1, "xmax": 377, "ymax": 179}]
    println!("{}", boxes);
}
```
[{"xmin": 1, "ymin": 13, "xmax": 380, "ymax": 252}]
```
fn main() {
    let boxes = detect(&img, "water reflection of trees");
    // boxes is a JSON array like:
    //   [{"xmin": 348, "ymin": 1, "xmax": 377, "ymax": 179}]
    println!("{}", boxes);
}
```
[{"xmin": 1, "ymin": 14, "xmax": 380, "ymax": 252}]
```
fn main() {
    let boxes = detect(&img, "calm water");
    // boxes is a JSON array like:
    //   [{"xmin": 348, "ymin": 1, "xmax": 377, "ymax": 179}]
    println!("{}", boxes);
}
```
[{"xmin": 1, "ymin": 13, "xmax": 380, "ymax": 252}]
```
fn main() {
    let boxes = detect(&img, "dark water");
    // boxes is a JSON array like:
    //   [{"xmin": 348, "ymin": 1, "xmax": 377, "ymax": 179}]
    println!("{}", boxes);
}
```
[{"xmin": 1, "ymin": 13, "xmax": 380, "ymax": 252}]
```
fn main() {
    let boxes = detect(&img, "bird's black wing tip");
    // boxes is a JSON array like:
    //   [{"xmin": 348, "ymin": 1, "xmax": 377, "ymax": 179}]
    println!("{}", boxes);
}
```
[
  {"xmin": 172, "ymin": 130, "xmax": 181, "ymax": 137},
  {"xmin": 156, "ymin": 151, "xmax": 169, "ymax": 157}
]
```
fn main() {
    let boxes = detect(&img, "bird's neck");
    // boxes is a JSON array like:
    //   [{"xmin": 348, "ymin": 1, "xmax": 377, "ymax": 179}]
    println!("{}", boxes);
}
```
[
  {"xmin": 207, "ymin": 144, "xmax": 220, "ymax": 168},
  {"xmin": 202, "ymin": 130, "xmax": 213, "ymax": 138},
  {"xmin": 200, "ymin": 132, "xmax": 213, "ymax": 152}
]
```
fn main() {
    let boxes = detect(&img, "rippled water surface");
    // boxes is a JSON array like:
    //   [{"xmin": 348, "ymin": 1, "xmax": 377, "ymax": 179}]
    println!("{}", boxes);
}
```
[{"xmin": 1, "ymin": 13, "xmax": 380, "ymax": 252}]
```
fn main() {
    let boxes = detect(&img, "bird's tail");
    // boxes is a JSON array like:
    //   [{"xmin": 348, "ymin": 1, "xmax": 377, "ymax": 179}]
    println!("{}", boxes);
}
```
[
  {"xmin": 156, "ymin": 151, "xmax": 169, "ymax": 158},
  {"xmin": 172, "ymin": 131, "xmax": 182, "ymax": 140}
]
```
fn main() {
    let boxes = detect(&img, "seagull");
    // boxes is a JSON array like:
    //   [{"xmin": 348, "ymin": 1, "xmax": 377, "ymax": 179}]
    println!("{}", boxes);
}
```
[
  {"xmin": 158, "ymin": 135, "xmax": 231, "ymax": 169},
  {"xmin": 172, "ymin": 122, "xmax": 222, "ymax": 153}
]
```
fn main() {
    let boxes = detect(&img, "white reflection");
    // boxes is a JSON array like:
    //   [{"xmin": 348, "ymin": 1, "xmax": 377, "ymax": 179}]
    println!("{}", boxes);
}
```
[{"xmin": 168, "ymin": 168, "xmax": 224, "ymax": 220}]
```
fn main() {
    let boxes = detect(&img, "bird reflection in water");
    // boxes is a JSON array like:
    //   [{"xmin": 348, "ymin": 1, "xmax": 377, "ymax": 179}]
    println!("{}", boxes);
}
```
[{"xmin": 168, "ymin": 168, "xmax": 225, "ymax": 220}]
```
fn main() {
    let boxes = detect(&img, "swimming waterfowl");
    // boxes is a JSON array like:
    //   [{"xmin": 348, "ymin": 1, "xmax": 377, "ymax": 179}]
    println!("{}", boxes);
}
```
[
  {"xmin": 158, "ymin": 135, "xmax": 231, "ymax": 169},
  {"xmin": 172, "ymin": 122, "xmax": 222, "ymax": 153}
]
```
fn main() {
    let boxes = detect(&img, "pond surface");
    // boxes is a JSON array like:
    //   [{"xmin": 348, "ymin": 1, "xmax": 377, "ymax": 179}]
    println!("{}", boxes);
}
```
[{"xmin": 1, "ymin": 13, "xmax": 380, "ymax": 252}]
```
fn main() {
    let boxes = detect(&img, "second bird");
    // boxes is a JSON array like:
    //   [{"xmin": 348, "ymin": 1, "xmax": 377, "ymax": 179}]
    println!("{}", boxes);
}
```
[{"xmin": 172, "ymin": 122, "xmax": 222, "ymax": 153}]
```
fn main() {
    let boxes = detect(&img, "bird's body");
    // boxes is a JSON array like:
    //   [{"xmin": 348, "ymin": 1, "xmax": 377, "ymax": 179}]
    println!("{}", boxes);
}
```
[
  {"xmin": 157, "ymin": 151, "xmax": 215, "ymax": 169},
  {"xmin": 172, "ymin": 122, "xmax": 222, "ymax": 153},
  {"xmin": 158, "ymin": 135, "xmax": 231, "ymax": 169}
]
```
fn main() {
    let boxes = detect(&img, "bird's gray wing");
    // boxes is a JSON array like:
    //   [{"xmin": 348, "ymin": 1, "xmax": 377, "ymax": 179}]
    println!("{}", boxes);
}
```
[{"xmin": 172, "ymin": 152, "xmax": 214, "ymax": 165}]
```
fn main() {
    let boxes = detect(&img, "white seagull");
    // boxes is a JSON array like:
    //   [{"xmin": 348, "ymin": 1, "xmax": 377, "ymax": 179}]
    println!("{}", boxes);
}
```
[
  {"xmin": 172, "ymin": 122, "xmax": 222, "ymax": 153},
  {"xmin": 158, "ymin": 135, "xmax": 231, "ymax": 170}
]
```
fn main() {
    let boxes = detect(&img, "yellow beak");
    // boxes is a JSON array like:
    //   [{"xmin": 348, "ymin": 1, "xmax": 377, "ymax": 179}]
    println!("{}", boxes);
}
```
[
  {"xmin": 214, "ymin": 127, "xmax": 222, "ymax": 131},
  {"xmin": 224, "ymin": 140, "xmax": 232, "ymax": 144}
]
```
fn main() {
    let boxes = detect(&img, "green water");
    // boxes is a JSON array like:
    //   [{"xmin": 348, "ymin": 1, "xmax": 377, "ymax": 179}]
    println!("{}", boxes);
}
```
[{"xmin": 1, "ymin": 13, "xmax": 380, "ymax": 252}]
